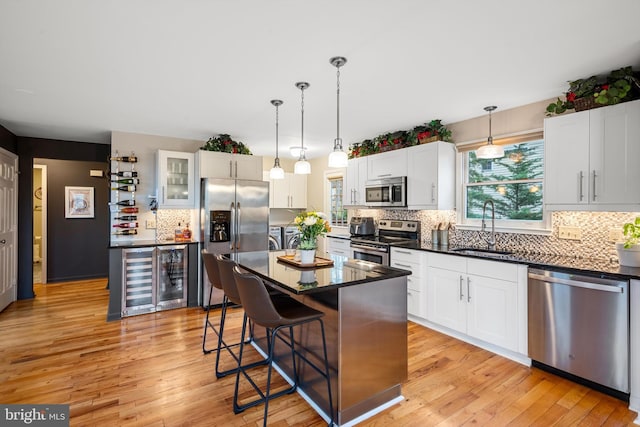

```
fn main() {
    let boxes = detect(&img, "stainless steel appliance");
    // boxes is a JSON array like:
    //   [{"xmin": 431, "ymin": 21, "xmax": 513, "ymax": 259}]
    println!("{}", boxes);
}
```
[
  {"xmin": 349, "ymin": 216, "xmax": 375, "ymax": 236},
  {"xmin": 528, "ymin": 267, "xmax": 629, "ymax": 394},
  {"xmin": 268, "ymin": 226, "xmax": 282, "ymax": 250},
  {"xmin": 283, "ymin": 226, "xmax": 300, "ymax": 249},
  {"xmin": 350, "ymin": 219, "xmax": 420, "ymax": 265},
  {"xmin": 200, "ymin": 178, "xmax": 269, "ymax": 307},
  {"xmin": 365, "ymin": 176, "xmax": 407, "ymax": 208}
]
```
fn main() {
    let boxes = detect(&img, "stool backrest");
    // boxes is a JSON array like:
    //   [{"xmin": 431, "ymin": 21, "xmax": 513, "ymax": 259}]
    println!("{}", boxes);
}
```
[
  {"xmin": 216, "ymin": 255, "xmax": 242, "ymax": 305},
  {"xmin": 201, "ymin": 250, "xmax": 222, "ymax": 290},
  {"xmin": 232, "ymin": 266, "xmax": 283, "ymax": 328}
]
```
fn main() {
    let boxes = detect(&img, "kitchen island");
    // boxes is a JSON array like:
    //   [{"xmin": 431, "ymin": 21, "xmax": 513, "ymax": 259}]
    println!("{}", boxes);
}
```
[{"xmin": 234, "ymin": 250, "xmax": 411, "ymax": 426}]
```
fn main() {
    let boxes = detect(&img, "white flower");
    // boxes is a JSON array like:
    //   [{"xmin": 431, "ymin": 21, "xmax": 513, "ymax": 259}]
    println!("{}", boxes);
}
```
[
  {"xmin": 316, "ymin": 212, "xmax": 327, "ymax": 219},
  {"xmin": 304, "ymin": 217, "xmax": 316, "ymax": 226}
]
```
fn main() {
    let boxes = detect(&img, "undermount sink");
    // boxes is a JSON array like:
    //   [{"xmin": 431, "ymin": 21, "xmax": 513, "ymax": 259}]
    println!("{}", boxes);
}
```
[{"xmin": 451, "ymin": 247, "xmax": 514, "ymax": 260}]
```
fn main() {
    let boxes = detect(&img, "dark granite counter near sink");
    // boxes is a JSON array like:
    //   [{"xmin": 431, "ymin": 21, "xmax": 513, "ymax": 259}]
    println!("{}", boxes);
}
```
[{"xmin": 391, "ymin": 241, "xmax": 640, "ymax": 280}]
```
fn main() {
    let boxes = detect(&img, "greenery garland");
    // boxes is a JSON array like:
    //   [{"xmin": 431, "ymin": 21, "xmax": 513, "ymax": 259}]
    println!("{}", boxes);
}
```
[{"xmin": 201, "ymin": 134, "xmax": 252, "ymax": 155}]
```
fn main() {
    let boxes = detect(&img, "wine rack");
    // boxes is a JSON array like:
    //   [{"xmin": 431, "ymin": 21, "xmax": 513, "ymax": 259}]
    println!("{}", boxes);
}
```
[
  {"xmin": 122, "ymin": 247, "xmax": 155, "ymax": 316},
  {"xmin": 110, "ymin": 151, "xmax": 139, "ymax": 237}
]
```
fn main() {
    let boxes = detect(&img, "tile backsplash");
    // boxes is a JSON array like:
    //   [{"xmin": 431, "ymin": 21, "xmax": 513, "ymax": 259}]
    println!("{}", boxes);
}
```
[{"xmin": 352, "ymin": 209, "xmax": 639, "ymax": 261}]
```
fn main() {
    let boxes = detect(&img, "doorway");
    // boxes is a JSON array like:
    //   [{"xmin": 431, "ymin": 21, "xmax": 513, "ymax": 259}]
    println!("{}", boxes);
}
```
[{"xmin": 33, "ymin": 164, "xmax": 47, "ymax": 284}]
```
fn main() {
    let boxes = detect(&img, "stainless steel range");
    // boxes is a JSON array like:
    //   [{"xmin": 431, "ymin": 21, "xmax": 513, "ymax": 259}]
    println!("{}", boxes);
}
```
[{"xmin": 350, "ymin": 219, "xmax": 420, "ymax": 265}]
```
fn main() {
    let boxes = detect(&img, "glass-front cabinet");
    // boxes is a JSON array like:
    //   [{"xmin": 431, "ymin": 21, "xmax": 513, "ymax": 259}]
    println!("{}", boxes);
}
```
[{"xmin": 157, "ymin": 150, "xmax": 195, "ymax": 208}]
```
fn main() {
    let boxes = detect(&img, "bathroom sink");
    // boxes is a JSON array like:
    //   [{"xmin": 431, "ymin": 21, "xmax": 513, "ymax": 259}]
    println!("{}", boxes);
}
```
[{"xmin": 451, "ymin": 247, "xmax": 514, "ymax": 260}]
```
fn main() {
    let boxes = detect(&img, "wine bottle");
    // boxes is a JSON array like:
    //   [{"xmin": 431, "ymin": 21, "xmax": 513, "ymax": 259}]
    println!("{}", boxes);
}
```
[
  {"xmin": 111, "ymin": 178, "xmax": 140, "ymax": 185},
  {"xmin": 113, "ymin": 222, "xmax": 138, "ymax": 229},
  {"xmin": 118, "ymin": 207, "xmax": 139, "ymax": 213},
  {"xmin": 109, "ymin": 155, "xmax": 138, "ymax": 163},
  {"xmin": 109, "ymin": 199, "xmax": 135, "ymax": 206},
  {"xmin": 113, "ymin": 229, "xmax": 138, "ymax": 236},
  {"xmin": 111, "ymin": 185, "xmax": 137, "ymax": 192},
  {"xmin": 113, "ymin": 215, "xmax": 137, "ymax": 221},
  {"xmin": 110, "ymin": 171, "xmax": 138, "ymax": 178}
]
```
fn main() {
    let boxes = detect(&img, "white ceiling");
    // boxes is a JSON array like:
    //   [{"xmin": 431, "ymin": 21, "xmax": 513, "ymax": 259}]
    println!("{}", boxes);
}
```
[{"xmin": 1, "ymin": 0, "xmax": 639, "ymax": 160}]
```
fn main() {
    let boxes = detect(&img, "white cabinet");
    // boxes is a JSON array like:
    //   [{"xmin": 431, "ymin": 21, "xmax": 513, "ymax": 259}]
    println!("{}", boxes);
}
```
[
  {"xmin": 268, "ymin": 172, "xmax": 307, "ymax": 209},
  {"xmin": 326, "ymin": 236, "xmax": 352, "ymax": 258},
  {"xmin": 426, "ymin": 253, "xmax": 521, "ymax": 352},
  {"xmin": 406, "ymin": 141, "xmax": 456, "ymax": 210},
  {"xmin": 157, "ymin": 150, "xmax": 195, "ymax": 208},
  {"xmin": 343, "ymin": 157, "xmax": 368, "ymax": 207},
  {"xmin": 197, "ymin": 150, "xmax": 263, "ymax": 181},
  {"xmin": 391, "ymin": 247, "xmax": 427, "ymax": 318},
  {"xmin": 367, "ymin": 149, "xmax": 407, "ymax": 179},
  {"xmin": 545, "ymin": 99, "xmax": 640, "ymax": 210}
]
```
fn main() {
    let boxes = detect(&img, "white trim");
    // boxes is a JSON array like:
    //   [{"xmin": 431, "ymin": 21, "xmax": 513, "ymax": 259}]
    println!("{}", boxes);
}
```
[
  {"xmin": 455, "ymin": 127, "xmax": 544, "ymax": 149},
  {"xmin": 33, "ymin": 164, "xmax": 48, "ymax": 284}
]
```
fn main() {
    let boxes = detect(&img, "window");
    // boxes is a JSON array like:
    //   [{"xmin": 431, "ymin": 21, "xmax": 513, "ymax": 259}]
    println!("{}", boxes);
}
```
[
  {"xmin": 328, "ymin": 176, "xmax": 347, "ymax": 227},
  {"xmin": 462, "ymin": 137, "xmax": 546, "ymax": 230}
]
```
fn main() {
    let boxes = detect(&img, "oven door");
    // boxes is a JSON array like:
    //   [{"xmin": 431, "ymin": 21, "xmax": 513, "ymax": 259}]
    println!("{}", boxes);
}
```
[{"xmin": 351, "ymin": 243, "xmax": 389, "ymax": 265}]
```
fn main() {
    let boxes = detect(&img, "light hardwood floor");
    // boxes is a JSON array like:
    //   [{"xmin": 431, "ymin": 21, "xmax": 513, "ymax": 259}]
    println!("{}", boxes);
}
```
[{"xmin": 0, "ymin": 278, "xmax": 637, "ymax": 426}]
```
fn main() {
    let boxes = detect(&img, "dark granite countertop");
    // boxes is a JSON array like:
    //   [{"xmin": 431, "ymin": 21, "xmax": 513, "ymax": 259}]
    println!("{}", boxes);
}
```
[
  {"xmin": 391, "ymin": 241, "xmax": 640, "ymax": 281},
  {"xmin": 109, "ymin": 239, "xmax": 198, "ymax": 249},
  {"xmin": 235, "ymin": 250, "xmax": 411, "ymax": 295}
]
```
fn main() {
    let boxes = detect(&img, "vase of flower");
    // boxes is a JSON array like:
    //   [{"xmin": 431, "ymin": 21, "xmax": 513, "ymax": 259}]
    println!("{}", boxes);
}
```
[
  {"xmin": 293, "ymin": 211, "xmax": 331, "ymax": 264},
  {"xmin": 299, "ymin": 249, "xmax": 316, "ymax": 265}
]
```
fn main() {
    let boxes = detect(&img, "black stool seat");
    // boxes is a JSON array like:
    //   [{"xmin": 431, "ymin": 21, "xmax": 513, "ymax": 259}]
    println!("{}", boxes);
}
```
[{"xmin": 232, "ymin": 266, "xmax": 334, "ymax": 427}]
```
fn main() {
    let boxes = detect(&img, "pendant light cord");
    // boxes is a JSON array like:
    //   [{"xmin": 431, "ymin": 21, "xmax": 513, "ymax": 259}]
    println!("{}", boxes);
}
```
[
  {"xmin": 275, "ymin": 103, "xmax": 279, "ymax": 158},
  {"xmin": 336, "ymin": 66, "xmax": 341, "ymax": 146},
  {"xmin": 300, "ymin": 86, "xmax": 305, "ymax": 159}
]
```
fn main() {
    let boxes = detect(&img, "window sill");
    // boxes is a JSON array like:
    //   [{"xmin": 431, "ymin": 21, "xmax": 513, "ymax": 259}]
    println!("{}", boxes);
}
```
[{"xmin": 455, "ymin": 223, "xmax": 552, "ymax": 236}]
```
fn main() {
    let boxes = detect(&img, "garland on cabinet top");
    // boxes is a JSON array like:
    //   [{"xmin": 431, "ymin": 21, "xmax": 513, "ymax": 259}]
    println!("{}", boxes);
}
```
[
  {"xmin": 201, "ymin": 133, "xmax": 252, "ymax": 155},
  {"xmin": 546, "ymin": 65, "xmax": 640, "ymax": 116},
  {"xmin": 348, "ymin": 119, "xmax": 452, "ymax": 159}
]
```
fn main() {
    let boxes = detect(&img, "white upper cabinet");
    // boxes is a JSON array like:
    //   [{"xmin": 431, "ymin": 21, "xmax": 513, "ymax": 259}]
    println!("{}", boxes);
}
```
[
  {"xmin": 406, "ymin": 141, "xmax": 456, "ymax": 210},
  {"xmin": 157, "ymin": 150, "xmax": 195, "ymax": 208},
  {"xmin": 367, "ymin": 149, "xmax": 407, "ymax": 179},
  {"xmin": 545, "ymin": 99, "xmax": 640, "ymax": 210},
  {"xmin": 343, "ymin": 157, "xmax": 368, "ymax": 207},
  {"xmin": 198, "ymin": 150, "xmax": 263, "ymax": 181},
  {"xmin": 267, "ymin": 172, "xmax": 307, "ymax": 209}
]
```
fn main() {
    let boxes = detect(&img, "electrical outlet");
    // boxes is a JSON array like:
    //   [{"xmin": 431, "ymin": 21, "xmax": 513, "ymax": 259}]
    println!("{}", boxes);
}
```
[
  {"xmin": 146, "ymin": 219, "xmax": 156, "ymax": 229},
  {"xmin": 609, "ymin": 228, "xmax": 623, "ymax": 242},
  {"xmin": 558, "ymin": 226, "xmax": 582, "ymax": 240}
]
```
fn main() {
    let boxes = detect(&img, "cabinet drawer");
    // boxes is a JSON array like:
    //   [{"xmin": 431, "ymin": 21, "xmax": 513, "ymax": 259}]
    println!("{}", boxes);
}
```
[
  {"xmin": 391, "ymin": 247, "xmax": 422, "ymax": 264},
  {"xmin": 406, "ymin": 275, "xmax": 420, "ymax": 291},
  {"xmin": 327, "ymin": 236, "xmax": 350, "ymax": 251},
  {"xmin": 467, "ymin": 258, "xmax": 518, "ymax": 282},
  {"xmin": 391, "ymin": 260, "xmax": 420, "ymax": 277},
  {"xmin": 429, "ymin": 252, "xmax": 466, "ymax": 272}
]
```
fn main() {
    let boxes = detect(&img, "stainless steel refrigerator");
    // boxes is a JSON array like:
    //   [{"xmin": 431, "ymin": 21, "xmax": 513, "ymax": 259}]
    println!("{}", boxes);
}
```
[{"xmin": 200, "ymin": 178, "xmax": 269, "ymax": 307}]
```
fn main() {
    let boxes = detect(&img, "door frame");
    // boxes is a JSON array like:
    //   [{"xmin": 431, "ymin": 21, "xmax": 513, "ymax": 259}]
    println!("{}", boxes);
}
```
[
  {"xmin": 0, "ymin": 147, "xmax": 18, "ymax": 311},
  {"xmin": 33, "ymin": 164, "xmax": 47, "ymax": 284}
]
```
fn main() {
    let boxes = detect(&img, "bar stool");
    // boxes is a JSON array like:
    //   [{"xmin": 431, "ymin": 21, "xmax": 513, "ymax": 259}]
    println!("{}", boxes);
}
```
[
  {"xmin": 201, "ymin": 250, "xmax": 224, "ymax": 354},
  {"xmin": 232, "ymin": 266, "xmax": 334, "ymax": 427}
]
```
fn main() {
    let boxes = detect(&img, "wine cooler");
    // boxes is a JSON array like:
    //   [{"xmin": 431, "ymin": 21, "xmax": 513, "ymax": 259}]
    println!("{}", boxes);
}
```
[{"xmin": 121, "ymin": 245, "xmax": 187, "ymax": 316}]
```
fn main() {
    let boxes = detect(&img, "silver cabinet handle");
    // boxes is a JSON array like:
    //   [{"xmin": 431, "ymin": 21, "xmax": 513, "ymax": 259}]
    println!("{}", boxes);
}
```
[
  {"xmin": 467, "ymin": 276, "xmax": 471, "ymax": 302},
  {"xmin": 377, "ymin": 173, "xmax": 392, "ymax": 177},
  {"xmin": 578, "ymin": 171, "xmax": 584, "ymax": 201},
  {"xmin": 229, "ymin": 160, "xmax": 233, "ymax": 178},
  {"xmin": 395, "ymin": 250, "xmax": 412, "ymax": 255},
  {"xmin": 162, "ymin": 186, "xmax": 165, "ymax": 204},
  {"xmin": 592, "ymin": 170, "xmax": 597, "ymax": 201},
  {"xmin": 431, "ymin": 183, "xmax": 436, "ymax": 203},
  {"xmin": 459, "ymin": 275, "xmax": 464, "ymax": 300},
  {"xmin": 395, "ymin": 263, "xmax": 412, "ymax": 269}
]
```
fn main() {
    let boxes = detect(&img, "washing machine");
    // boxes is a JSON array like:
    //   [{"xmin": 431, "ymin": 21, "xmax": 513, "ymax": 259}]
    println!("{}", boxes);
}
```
[
  {"xmin": 283, "ymin": 226, "xmax": 300, "ymax": 249},
  {"xmin": 268, "ymin": 226, "xmax": 283, "ymax": 251}
]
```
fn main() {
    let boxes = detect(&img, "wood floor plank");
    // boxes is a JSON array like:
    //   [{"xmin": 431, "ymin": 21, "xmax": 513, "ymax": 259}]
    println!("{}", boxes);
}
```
[{"xmin": 0, "ymin": 279, "xmax": 637, "ymax": 426}]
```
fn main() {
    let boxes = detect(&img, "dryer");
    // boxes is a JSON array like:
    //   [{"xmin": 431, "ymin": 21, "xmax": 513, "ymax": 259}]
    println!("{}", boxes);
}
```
[
  {"xmin": 268, "ymin": 226, "xmax": 283, "ymax": 251},
  {"xmin": 283, "ymin": 226, "xmax": 300, "ymax": 249}
]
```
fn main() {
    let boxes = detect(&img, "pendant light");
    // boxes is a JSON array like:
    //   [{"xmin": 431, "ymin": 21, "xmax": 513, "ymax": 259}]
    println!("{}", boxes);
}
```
[
  {"xmin": 269, "ymin": 99, "xmax": 285, "ymax": 179},
  {"xmin": 328, "ymin": 56, "xmax": 349, "ymax": 168},
  {"xmin": 476, "ymin": 105, "xmax": 504, "ymax": 159},
  {"xmin": 294, "ymin": 82, "xmax": 311, "ymax": 175}
]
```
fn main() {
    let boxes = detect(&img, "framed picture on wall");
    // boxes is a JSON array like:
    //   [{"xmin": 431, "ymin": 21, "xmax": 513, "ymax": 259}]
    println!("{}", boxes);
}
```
[{"xmin": 65, "ymin": 186, "xmax": 94, "ymax": 218}]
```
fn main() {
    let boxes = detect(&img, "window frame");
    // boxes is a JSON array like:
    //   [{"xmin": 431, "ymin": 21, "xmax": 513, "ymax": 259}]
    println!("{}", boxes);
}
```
[
  {"xmin": 324, "ymin": 170, "xmax": 348, "ymax": 230},
  {"xmin": 456, "ymin": 131, "xmax": 551, "ymax": 235}
]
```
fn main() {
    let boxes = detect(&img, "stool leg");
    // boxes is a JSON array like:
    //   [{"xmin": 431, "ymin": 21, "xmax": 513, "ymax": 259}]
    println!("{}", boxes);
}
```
[
  {"xmin": 215, "ymin": 295, "xmax": 233, "ymax": 378},
  {"xmin": 317, "ymin": 319, "xmax": 334, "ymax": 426},
  {"xmin": 202, "ymin": 284, "xmax": 220, "ymax": 354},
  {"xmin": 233, "ymin": 313, "xmax": 250, "ymax": 414}
]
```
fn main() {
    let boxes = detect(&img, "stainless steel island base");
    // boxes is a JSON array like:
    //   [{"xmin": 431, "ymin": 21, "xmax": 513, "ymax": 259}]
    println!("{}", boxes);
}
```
[{"xmin": 251, "ymin": 274, "xmax": 408, "ymax": 426}]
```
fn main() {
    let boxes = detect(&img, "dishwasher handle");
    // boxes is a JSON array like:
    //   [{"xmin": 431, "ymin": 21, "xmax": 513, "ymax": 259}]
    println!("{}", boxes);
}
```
[{"xmin": 528, "ymin": 272, "xmax": 624, "ymax": 293}]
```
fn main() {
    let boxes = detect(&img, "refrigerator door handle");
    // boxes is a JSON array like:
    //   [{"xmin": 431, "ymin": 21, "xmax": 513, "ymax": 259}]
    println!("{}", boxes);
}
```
[
  {"xmin": 230, "ymin": 202, "xmax": 236, "ymax": 250},
  {"xmin": 236, "ymin": 202, "xmax": 241, "ymax": 249}
]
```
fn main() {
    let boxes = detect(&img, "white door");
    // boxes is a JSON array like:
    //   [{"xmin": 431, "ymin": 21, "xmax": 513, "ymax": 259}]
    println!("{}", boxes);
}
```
[{"xmin": 0, "ymin": 148, "xmax": 18, "ymax": 312}]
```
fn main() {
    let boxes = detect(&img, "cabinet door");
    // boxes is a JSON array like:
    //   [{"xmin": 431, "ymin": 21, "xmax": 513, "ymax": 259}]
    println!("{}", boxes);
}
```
[
  {"xmin": 407, "ymin": 144, "xmax": 438, "ymax": 209},
  {"xmin": 544, "ymin": 111, "xmax": 590, "ymax": 206},
  {"xmin": 326, "ymin": 236, "xmax": 352, "ymax": 257},
  {"xmin": 367, "ymin": 150, "xmax": 407, "ymax": 179},
  {"xmin": 466, "ymin": 274, "xmax": 518, "ymax": 351},
  {"xmin": 199, "ymin": 151, "xmax": 262, "ymax": 180},
  {"xmin": 344, "ymin": 157, "xmax": 367, "ymax": 207},
  {"xmin": 234, "ymin": 154, "xmax": 263, "ymax": 180},
  {"xmin": 288, "ymin": 173, "xmax": 307, "ymax": 208},
  {"xmin": 157, "ymin": 150, "xmax": 195, "ymax": 207},
  {"xmin": 589, "ymin": 99, "xmax": 640, "ymax": 205},
  {"xmin": 270, "ymin": 175, "xmax": 290, "ymax": 208},
  {"xmin": 426, "ymin": 267, "xmax": 466, "ymax": 333}
]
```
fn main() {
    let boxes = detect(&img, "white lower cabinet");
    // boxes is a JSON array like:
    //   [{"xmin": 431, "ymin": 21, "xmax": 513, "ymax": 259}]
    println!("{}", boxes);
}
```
[
  {"xmin": 326, "ymin": 236, "xmax": 352, "ymax": 258},
  {"xmin": 426, "ymin": 253, "xmax": 524, "ymax": 353},
  {"xmin": 391, "ymin": 247, "xmax": 427, "ymax": 318}
]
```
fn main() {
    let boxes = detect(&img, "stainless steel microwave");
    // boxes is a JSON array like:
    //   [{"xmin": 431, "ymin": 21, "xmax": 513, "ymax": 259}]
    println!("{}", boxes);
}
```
[{"xmin": 365, "ymin": 177, "xmax": 407, "ymax": 207}]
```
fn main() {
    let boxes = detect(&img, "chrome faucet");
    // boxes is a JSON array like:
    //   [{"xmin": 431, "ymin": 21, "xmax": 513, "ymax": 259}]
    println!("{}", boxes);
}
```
[{"xmin": 481, "ymin": 199, "xmax": 496, "ymax": 251}]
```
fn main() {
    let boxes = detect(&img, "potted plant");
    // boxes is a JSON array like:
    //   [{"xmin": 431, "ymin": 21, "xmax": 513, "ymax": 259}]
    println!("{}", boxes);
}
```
[
  {"xmin": 201, "ymin": 133, "xmax": 252, "ymax": 155},
  {"xmin": 616, "ymin": 216, "xmax": 640, "ymax": 267},
  {"xmin": 293, "ymin": 211, "xmax": 331, "ymax": 264}
]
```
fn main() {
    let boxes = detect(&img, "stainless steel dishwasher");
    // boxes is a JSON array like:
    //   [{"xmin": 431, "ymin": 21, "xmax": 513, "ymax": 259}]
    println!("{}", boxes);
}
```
[{"xmin": 528, "ymin": 267, "xmax": 629, "ymax": 394}]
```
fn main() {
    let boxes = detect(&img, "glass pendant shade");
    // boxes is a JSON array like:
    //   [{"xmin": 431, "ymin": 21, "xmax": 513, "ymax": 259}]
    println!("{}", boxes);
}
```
[
  {"xmin": 476, "ymin": 143, "xmax": 504, "ymax": 159},
  {"xmin": 294, "ymin": 158, "xmax": 311, "ymax": 174},
  {"xmin": 269, "ymin": 166, "xmax": 285, "ymax": 179},
  {"xmin": 328, "ymin": 147, "xmax": 348, "ymax": 167}
]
